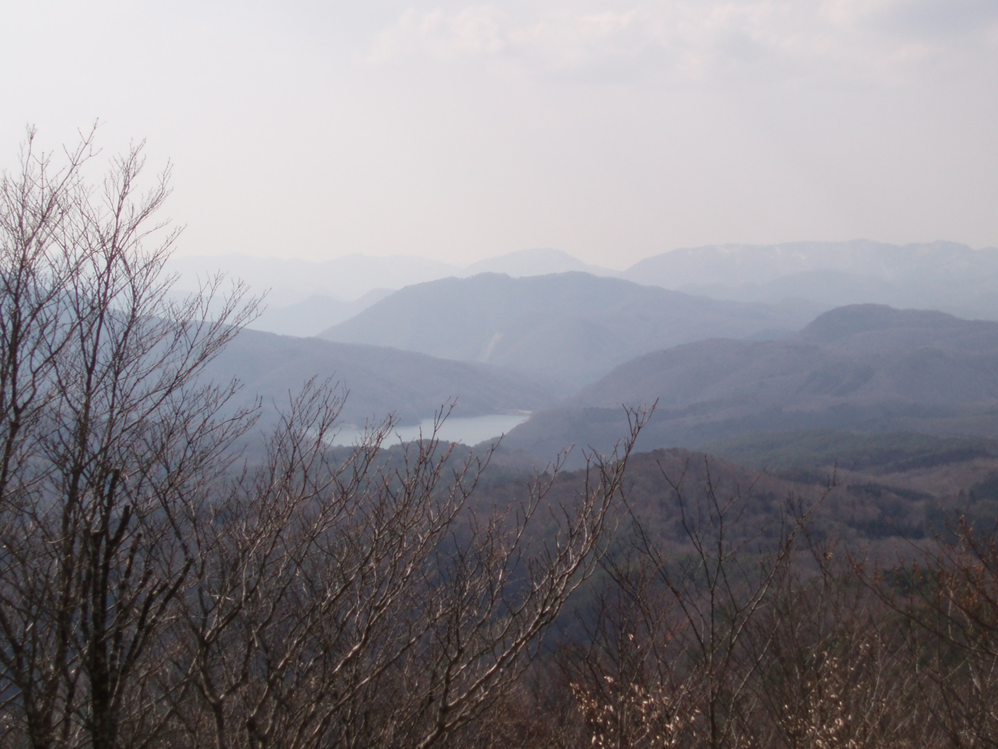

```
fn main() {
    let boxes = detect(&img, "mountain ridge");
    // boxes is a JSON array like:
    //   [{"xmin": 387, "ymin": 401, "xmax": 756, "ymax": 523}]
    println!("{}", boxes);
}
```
[
  {"xmin": 168, "ymin": 241, "xmax": 998, "ymax": 339},
  {"xmin": 499, "ymin": 304, "xmax": 998, "ymax": 462},
  {"xmin": 317, "ymin": 272, "xmax": 816, "ymax": 391}
]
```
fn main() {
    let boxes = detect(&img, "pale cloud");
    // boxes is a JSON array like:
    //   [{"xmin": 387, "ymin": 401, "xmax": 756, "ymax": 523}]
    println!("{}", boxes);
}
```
[
  {"xmin": 819, "ymin": 0, "xmax": 898, "ymax": 26},
  {"xmin": 365, "ymin": 6, "xmax": 507, "ymax": 64},
  {"xmin": 500, "ymin": 10, "xmax": 647, "ymax": 72},
  {"xmin": 6, "ymin": 0, "xmax": 993, "ymax": 267},
  {"xmin": 364, "ymin": 1, "xmax": 998, "ymax": 83}
]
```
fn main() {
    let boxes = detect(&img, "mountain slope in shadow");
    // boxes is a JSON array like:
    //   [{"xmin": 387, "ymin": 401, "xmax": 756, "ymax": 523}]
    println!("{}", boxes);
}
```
[
  {"xmin": 200, "ymin": 328, "xmax": 557, "ymax": 430},
  {"xmin": 500, "ymin": 305, "xmax": 998, "ymax": 462},
  {"xmin": 318, "ymin": 272, "xmax": 817, "ymax": 392}
]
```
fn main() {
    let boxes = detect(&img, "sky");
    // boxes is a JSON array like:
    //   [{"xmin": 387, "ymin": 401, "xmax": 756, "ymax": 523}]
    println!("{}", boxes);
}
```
[{"xmin": 2, "ymin": 0, "xmax": 997, "ymax": 269}]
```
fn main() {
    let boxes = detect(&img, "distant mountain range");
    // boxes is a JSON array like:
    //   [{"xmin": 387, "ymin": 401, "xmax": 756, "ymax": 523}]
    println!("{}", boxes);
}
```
[
  {"xmin": 166, "ymin": 248, "xmax": 616, "ymax": 336},
  {"xmin": 317, "ymin": 272, "xmax": 816, "ymax": 391},
  {"xmin": 624, "ymin": 240, "xmax": 998, "ymax": 320},
  {"xmin": 173, "ymin": 243, "xmax": 998, "ymax": 462},
  {"xmin": 501, "ymin": 305, "xmax": 998, "ymax": 462},
  {"xmin": 167, "ymin": 241, "xmax": 997, "ymax": 337},
  {"xmin": 463, "ymin": 248, "xmax": 616, "ymax": 278}
]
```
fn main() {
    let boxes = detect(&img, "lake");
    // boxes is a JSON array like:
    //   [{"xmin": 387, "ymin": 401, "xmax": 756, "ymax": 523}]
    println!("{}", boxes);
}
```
[{"xmin": 328, "ymin": 412, "xmax": 532, "ymax": 448}]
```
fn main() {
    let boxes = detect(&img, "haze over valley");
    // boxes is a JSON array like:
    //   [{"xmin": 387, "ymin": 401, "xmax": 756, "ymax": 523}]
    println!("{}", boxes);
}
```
[
  {"xmin": 178, "ymin": 239, "xmax": 998, "ymax": 577},
  {"xmin": 170, "ymin": 242, "xmax": 998, "ymax": 469}
]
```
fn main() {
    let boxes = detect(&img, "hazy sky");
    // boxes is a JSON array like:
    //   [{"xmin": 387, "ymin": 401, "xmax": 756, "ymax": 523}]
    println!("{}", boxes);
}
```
[{"xmin": 3, "ymin": 1, "xmax": 997, "ymax": 268}]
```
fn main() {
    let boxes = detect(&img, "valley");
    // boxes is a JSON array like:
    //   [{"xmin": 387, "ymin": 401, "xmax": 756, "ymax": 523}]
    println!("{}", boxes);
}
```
[{"xmin": 175, "ymin": 243, "xmax": 998, "ymax": 485}]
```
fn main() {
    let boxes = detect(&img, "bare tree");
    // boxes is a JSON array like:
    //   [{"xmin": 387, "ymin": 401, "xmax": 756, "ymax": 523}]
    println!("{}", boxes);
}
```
[
  {"xmin": 746, "ymin": 530, "xmax": 932, "ymax": 749},
  {"xmin": 558, "ymin": 457, "xmax": 821, "ymax": 749},
  {"xmin": 556, "ymin": 459, "xmax": 963, "ymax": 749},
  {"xmin": 865, "ymin": 516, "xmax": 998, "ymax": 747},
  {"xmin": 562, "ymin": 550, "xmax": 704, "ymax": 749},
  {"xmin": 153, "ymin": 392, "xmax": 647, "ymax": 749},
  {"xmin": 0, "ymin": 127, "xmax": 650, "ymax": 749},
  {"xmin": 0, "ymin": 126, "xmax": 257, "ymax": 748}
]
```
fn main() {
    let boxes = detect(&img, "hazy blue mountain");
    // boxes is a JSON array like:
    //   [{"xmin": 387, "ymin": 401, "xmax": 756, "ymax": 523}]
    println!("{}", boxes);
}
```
[
  {"xmin": 462, "ymin": 248, "xmax": 618, "ymax": 278},
  {"xmin": 165, "ymin": 248, "xmax": 616, "ymax": 313},
  {"xmin": 624, "ymin": 240, "xmax": 998, "ymax": 287},
  {"xmin": 199, "ymin": 328, "xmax": 557, "ymax": 430},
  {"xmin": 165, "ymin": 253, "xmax": 460, "ymax": 307},
  {"xmin": 500, "ymin": 305, "xmax": 998, "ymax": 462},
  {"xmin": 680, "ymin": 269, "xmax": 903, "ymax": 308},
  {"xmin": 167, "ymin": 242, "xmax": 998, "ymax": 328},
  {"xmin": 624, "ymin": 241, "xmax": 998, "ymax": 320},
  {"xmin": 317, "ymin": 272, "xmax": 818, "ymax": 391},
  {"xmin": 248, "ymin": 289, "xmax": 393, "ymax": 337}
]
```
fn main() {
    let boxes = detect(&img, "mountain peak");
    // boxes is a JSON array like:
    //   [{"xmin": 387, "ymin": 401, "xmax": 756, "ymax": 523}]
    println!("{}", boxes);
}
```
[
  {"xmin": 464, "ymin": 249, "xmax": 617, "ymax": 278},
  {"xmin": 799, "ymin": 304, "xmax": 964, "ymax": 343}
]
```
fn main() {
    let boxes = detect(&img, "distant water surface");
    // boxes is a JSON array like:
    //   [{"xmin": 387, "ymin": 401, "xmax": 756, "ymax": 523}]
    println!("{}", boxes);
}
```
[{"xmin": 329, "ymin": 413, "xmax": 531, "ymax": 448}]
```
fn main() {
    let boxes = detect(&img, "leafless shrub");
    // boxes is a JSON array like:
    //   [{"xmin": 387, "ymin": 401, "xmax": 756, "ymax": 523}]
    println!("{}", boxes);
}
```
[{"xmin": 866, "ymin": 515, "xmax": 998, "ymax": 747}]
